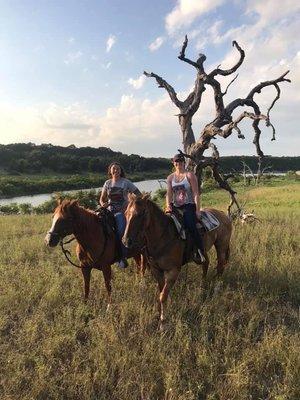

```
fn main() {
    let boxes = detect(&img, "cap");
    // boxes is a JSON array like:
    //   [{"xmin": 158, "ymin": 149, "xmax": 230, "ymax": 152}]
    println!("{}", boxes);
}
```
[{"xmin": 172, "ymin": 153, "xmax": 185, "ymax": 162}]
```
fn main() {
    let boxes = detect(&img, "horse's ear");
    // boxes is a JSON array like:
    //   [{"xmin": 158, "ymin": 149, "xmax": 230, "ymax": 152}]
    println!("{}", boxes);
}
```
[
  {"xmin": 142, "ymin": 192, "xmax": 151, "ymax": 201},
  {"xmin": 128, "ymin": 193, "xmax": 137, "ymax": 202},
  {"xmin": 57, "ymin": 197, "xmax": 62, "ymax": 205},
  {"xmin": 70, "ymin": 200, "xmax": 79, "ymax": 208}
]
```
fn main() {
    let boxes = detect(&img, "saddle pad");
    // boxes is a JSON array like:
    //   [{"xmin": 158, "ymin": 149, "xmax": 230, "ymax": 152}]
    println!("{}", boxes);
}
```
[
  {"xmin": 199, "ymin": 210, "xmax": 220, "ymax": 231},
  {"xmin": 169, "ymin": 214, "xmax": 186, "ymax": 240}
]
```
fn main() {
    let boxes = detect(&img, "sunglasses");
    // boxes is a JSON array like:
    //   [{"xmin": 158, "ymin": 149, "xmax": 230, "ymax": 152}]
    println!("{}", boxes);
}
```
[{"xmin": 174, "ymin": 159, "xmax": 184, "ymax": 163}]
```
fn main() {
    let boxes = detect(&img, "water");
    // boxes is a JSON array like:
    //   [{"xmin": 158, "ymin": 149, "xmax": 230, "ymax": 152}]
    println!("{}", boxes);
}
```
[{"xmin": 0, "ymin": 179, "xmax": 167, "ymax": 207}]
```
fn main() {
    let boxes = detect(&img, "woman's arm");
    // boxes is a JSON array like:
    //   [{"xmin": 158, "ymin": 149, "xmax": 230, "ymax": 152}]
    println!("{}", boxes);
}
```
[
  {"xmin": 126, "ymin": 180, "xmax": 141, "ymax": 196},
  {"xmin": 188, "ymin": 172, "xmax": 200, "ymax": 213},
  {"xmin": 165, "ymin": 174, "xmax": 173, "ymax": 212},
  {"xmin": 99, "ymin": 186, "xmax": 108, "ymax": 207}
]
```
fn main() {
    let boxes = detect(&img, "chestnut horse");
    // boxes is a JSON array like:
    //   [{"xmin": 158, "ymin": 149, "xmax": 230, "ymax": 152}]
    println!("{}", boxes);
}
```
[
  {"xmin": 45, "ymin": 199, "xmax": 144, "ymax": 308},
  {"xmin": 123, "ymin": 194, "xmax": 232, "ymax": 327}
]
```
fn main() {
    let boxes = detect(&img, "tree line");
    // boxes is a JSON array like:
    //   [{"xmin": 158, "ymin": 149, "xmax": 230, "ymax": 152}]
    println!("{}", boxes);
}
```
[{"xmin": 0, "ymin": 143, "xmax": 299, "ymax": 175}]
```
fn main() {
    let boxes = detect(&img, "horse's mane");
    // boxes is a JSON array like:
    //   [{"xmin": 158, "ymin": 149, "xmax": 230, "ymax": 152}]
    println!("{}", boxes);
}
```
[
  {"xmin": 56, "ymin": 199, "xmax": 100, "ymax": 233},
  {"xmin": 147, "ymin": 198, "xmax": 167, "ymax": 218},
  {"xmin": 130, "ymin": 194, "xmax": 169, "ymax": 221}
]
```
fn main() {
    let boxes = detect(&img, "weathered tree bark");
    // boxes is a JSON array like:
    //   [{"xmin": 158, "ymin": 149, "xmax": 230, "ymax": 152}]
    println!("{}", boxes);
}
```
[{"xmin": 144, "ymin": 36, "xmax": 291, "ymax": 218}]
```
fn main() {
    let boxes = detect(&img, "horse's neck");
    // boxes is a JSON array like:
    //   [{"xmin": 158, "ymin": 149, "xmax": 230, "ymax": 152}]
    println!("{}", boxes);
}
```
[
  {"xmin": 146, "ymin": 202, "xmax": 174, "ymax": 246},
  {"xmin": 72, "ymin": 207, "xmax": 103, "ymax": 248}
]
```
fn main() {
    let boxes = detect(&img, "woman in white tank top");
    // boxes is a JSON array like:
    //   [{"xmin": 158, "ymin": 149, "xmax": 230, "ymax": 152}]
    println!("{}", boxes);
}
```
[{"xmin": 166, "ymin": 153, "xmax": 205, "ymax": 261}]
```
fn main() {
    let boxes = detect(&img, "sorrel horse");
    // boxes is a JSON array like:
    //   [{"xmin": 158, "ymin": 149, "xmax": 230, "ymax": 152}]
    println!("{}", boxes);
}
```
[
  {"xmin": 44, "ymin": 199, "xmax": 144, "ymax": 308},
  {"xmin": 123, "ymin": 194, "xmax": 232, "ymax": 327}
]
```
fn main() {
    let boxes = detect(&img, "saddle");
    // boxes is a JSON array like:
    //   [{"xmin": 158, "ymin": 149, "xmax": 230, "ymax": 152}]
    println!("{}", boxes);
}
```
[
  {"xmin": 167, "ymin": 208, "xmax": 220, "ymax": 265},
  {"xmin": 95, "ymin": 207, "xmax": 122, "ymax": 261}
]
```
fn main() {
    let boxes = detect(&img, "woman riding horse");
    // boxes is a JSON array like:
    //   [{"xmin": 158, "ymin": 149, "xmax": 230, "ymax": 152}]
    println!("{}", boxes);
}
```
[
  {"xmin": 99, "ymin": 162, "xmax": 141, "ymax": 268},
  {"xmin": 166, "ymin": 153, "xmax": 205, "ymax": 263}
]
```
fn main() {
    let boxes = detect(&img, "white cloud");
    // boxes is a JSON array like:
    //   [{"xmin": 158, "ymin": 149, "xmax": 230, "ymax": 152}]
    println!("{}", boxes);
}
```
[
  {"xmin": 165, "ymin": 0, "xmax": 225, "ymax": 35},
  {"xmin": 106, "ymin": 34, "xmax": 116, "ymax": 53},
  {"xmin": 64, "ymin": 51, "xmax": 83, "ymax": 65},
  {"xmin": 128, "ymin": 75, "xmax": 146, "ymax": 89},
  {"xmin": 149, "ymin": 36, "xmax": 164, "ymax": 52},
  {"xmin": 102, "ymin": 62, "xmax": 112, "ymax": 69},
  {"xmin": 68, "ymin": 37, "xmax": 75, "ymax": 44}
]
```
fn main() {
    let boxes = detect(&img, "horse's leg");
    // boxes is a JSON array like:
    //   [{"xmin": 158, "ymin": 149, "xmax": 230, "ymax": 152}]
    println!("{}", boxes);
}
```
[
  {"xmin": 159, "ymin": 268, "xmax": 180, "ymax": 329},
  {"xmin": 150, "ymin": 266, "xmax": 165, "ymax": 317},
  {"xmin": 102, "ymin": 266, "xmax": 112, "ymax": 311},
  {"xmin": 215, "ymin": 242, "xmax": 227, "ymax": 276},
  {"xmin": 202, "ymin": 254, "xmax": 209, "ymax": 279},
  {"xmin": 81, "ymin": 267, "xmax": 91, "ymax": 301},
  {"xmin": 140, "ymin": 254, "xmax": 147, "ymax": 275},
  {"xmin": 133, "ymin": 254, "xmax": 146, "ymax": 276}
]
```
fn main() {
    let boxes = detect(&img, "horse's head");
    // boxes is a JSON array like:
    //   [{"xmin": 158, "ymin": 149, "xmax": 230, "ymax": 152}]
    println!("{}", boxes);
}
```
[
  {"xmin": 44, "ymin": 199, "xmax": 78, "ymax": 247},
  {"xmin": 123, "ymin": 193, "xmax": 151, "ymax": 249}
]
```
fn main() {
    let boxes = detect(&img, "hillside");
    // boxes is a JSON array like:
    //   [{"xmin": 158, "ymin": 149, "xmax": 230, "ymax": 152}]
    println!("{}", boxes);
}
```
[{"xmin": 0, "ymin": 143, "xmax": 299, "ymax": 175}]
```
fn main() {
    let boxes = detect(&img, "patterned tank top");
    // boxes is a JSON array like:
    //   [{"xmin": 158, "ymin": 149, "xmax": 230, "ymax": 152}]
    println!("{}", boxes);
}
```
[{"xmin": 171, "ymin": 174, "xmax": 194, "ymax": 207}]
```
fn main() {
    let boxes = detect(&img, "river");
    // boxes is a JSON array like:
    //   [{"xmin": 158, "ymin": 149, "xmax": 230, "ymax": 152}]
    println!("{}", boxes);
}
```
[{"xmin": 0, "ymin": 179, "xmax": 167, "ymax": 207}]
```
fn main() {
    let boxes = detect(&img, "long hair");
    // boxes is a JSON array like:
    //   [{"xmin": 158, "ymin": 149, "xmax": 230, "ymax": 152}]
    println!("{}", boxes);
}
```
[{"xmin": 107, "ymin": 162, "xmax": 126, "ymax": 178}]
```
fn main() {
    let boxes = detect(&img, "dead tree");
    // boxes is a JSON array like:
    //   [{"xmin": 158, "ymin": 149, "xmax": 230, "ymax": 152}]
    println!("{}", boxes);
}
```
[{"xmin": 144, "ymin": 35, "xmax": 290, "ymax": 218}]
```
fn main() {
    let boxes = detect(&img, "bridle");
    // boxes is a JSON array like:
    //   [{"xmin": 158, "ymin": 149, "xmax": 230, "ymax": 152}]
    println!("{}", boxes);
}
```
[
  {"xmin": 47, "ymin": 228, "xmax": 81, "ymax": 268},
  {"xmin": 47, "ymin": 215, "xmax": 108, "ymax": 269}
]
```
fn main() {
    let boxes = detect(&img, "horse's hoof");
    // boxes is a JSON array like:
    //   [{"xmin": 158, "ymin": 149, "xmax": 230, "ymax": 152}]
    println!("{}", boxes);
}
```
[{"xmin": 158, "ymin": 319, "xmax": 166, "ymax": 332}]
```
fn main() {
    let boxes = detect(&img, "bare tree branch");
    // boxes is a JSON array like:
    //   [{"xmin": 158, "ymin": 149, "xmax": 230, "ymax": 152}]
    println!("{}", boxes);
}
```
[
  {"xmin": 247, "ymin": 71, "xmax": 290, "ymax": 99},
  {"xmin": 143, "ymin": 71, "xmax": 183, "ymax": 108},
  {"xmin": 210, "ymin": 41, "xmax": 245, "ymax": 77},
  {"xmin": 178, "ymin": 35, "xmax": 188, "ymax": 59},
  {"xmin": 178, "ymin": 35, "xmax": 207, "ymax": 72},
  {"xmin": 222, "ymin": 74, "xmax": 239, "ymax": 97},
  {"xmin": 219, "ymin": 111, "xmax": 268, "ymax": 138},
  {"xmin": 267, "ymin": 83, "xmax": 281, "ymax": 119}
]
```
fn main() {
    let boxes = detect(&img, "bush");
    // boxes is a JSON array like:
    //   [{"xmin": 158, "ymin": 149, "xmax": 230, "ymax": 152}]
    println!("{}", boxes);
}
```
[
  {"xmin": 18, "ymin": 203, "xmax": 33, "ymax": 214},
  {"xmin": 0, "ymin": 203, "xmax": 19, "ymax": 214},
  {"xmin": 152, "ymin": 188, "xmax": 166, "ymax": 203}
]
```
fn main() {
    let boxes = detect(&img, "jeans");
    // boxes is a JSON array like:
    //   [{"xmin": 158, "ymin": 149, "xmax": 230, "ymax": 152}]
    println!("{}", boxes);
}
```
[
  {"xmin": 173, "ymin": 203, "xmax": 204, "ymax": 253},
  {"xmin": 114, "ymin": 212, "xmax": 127, "ymax": 259}
]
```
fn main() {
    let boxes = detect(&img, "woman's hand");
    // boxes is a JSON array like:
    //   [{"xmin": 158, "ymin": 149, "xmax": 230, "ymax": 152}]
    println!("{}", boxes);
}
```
[
  {"xmin": 165, "ymin": 205, "xmax": 172, "ymax": 213},
  {"xmin": 196, "ymin": 210, "xmax": 202, "ymax": 219}
]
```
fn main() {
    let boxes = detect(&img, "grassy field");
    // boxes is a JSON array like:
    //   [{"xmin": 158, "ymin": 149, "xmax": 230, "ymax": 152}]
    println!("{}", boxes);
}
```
[{"xmin": 0, "ymin": 183, "xmax": 299, "ymax": 399}]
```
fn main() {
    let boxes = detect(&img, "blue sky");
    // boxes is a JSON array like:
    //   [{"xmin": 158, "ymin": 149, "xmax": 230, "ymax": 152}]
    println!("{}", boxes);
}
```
[{"xmin": 0, "ymin": 0, "xmax": 299, "ymax": 157}]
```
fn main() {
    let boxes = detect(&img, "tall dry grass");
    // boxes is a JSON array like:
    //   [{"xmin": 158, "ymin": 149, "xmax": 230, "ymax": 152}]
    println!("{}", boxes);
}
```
[{"xmin": 0, "ymin": 184, "xmax": 299, "ymax": 399}]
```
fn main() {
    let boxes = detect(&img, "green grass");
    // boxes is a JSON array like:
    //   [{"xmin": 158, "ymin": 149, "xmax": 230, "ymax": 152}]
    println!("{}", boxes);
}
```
[{"xmin": 0, "ymin": 183, "xmax": 299, "ymax": 399}]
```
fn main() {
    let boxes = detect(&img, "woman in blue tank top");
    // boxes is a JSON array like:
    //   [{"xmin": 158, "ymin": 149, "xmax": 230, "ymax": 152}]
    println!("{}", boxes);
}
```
[{"xmin": 166, "ymin": 153, "xmax": 205, "ymax": 262}]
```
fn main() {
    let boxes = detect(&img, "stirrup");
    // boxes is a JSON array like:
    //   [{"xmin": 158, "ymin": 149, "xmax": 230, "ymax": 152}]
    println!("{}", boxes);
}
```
[{"xmin": 118, "ymin": 259, "xmax": 128, "ymax": 269}]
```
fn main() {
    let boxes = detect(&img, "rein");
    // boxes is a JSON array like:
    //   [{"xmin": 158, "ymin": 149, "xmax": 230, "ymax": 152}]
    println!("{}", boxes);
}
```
[
  {"xmin": 60, "ymin": 236, "xmax": 82, "ymax": 269},
  {"xmin": 58, "ymin": 220, "xmax": 110, "ymax": 269}
]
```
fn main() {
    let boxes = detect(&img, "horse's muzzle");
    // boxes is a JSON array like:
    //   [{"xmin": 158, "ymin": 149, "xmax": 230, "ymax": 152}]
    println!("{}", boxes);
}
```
[{"xmin": 44, "ymin": 232, "xmax": 60, "ymax": 247}]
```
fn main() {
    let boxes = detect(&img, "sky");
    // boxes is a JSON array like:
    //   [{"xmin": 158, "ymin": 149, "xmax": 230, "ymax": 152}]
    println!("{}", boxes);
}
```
[{"xmin": 0, "ymin": 0, "xmax": 299, "ymax": 158}]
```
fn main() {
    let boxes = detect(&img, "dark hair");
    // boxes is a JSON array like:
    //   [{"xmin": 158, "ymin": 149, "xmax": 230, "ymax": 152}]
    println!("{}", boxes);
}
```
[
  {"xmin": 172, "ymin": 153, "xmax": 185, "ymax": 162},
  {"xmin": 107, "ymin": 162, "xmax": 126, "ymax": 178}
]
